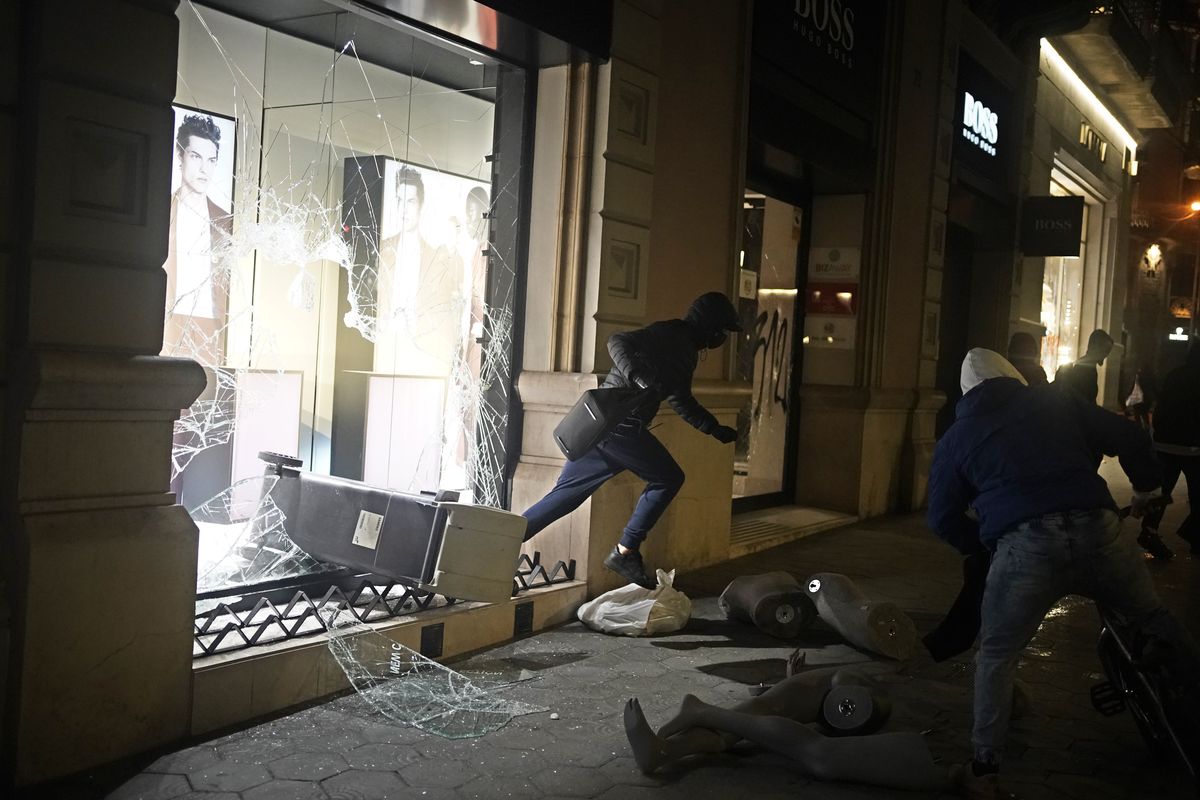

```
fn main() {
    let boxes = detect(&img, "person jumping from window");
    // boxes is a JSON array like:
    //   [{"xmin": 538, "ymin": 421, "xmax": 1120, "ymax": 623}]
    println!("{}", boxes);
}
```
[
  {"xmin": 928, "ymin": 348, "xmax": 1199, "ymax": 799},
  {"xmin": 520, "ymin": 292, "xmax": 742, "ymax": 589}
]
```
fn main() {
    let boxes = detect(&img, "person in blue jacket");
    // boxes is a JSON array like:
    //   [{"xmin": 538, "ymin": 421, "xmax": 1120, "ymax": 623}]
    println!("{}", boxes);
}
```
[
  {"xmin": 927, "ymin": 348, "xmax": 1196, "ymax": 799},
  {"xmin": 521, "ymin": 292, "xmax": 742, "ymax": 589}
]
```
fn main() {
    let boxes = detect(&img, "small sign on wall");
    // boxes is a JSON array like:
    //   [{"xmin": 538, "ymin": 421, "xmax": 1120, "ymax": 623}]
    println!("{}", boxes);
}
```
[
  {"xmin": 738, "ymin": 268, "xmax": 758, "ymax": 300},
  {"xmin": 805, "ymin": 282, "xmax": 858, "ymax": 315},
  {"xmin": 1020, "ymin": 195, "xmax": 1084, "ymax": 256},
  {"xmin": 803, "ymin": 314, "xmax": 856, "ymax": 349},
  {"xmin": 808, "ymin": 247, "xmax": 860, "ymax": 281}
]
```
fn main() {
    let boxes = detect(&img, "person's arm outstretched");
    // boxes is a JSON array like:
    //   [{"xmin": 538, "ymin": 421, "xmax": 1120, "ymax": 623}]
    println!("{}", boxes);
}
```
[{"xmin": 927, "ymin": 440, "xmax": 984, "ymax": 554}]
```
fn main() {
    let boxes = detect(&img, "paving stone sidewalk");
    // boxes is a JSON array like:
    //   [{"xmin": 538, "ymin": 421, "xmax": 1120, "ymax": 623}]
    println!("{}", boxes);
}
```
[{"xmin": 101, "ymin": 459, "xmax": 1197, "ymax": 800}]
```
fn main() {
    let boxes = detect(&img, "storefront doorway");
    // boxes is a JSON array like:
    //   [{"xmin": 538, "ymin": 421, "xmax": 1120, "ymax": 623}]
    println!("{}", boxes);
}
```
[
  {"xmin": 732, "ymin": 188, "xmax": 803, "ymax": 506},
  {"xmin": 936, "ymin": 224, "xmax": 975, "ymax": 436},
  {"xmin": 1039, "ymin": 166, "xmax": 1106, "ymax": 378}
]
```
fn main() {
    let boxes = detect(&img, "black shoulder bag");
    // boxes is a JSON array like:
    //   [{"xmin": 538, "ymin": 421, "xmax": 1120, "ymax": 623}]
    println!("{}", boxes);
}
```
[{"xmin": 553, "ymin": 386, "xmax": 654, "ymax": 461}]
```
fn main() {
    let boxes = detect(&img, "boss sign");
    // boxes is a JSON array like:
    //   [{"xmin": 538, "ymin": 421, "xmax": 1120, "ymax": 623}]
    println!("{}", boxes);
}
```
[{"xmin": 961, "ymin": 91, "xmax": 998, "ymax": 156}]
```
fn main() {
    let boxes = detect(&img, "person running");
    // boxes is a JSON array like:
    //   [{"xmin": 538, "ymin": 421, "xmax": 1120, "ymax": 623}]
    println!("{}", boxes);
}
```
[{"xmin": 520, "ymin": 292, "xmax": 742, "ymax": 588}]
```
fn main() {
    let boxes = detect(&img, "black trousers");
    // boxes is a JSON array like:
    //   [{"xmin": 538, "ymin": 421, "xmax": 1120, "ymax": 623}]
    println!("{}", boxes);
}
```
[
  {"xmin": 522, "ymin": 420, "xmax": 684, "ymax": 550},
  {"xmin": 1145, "ymin": 450, "xmax": 1200, "ymax": 542}
]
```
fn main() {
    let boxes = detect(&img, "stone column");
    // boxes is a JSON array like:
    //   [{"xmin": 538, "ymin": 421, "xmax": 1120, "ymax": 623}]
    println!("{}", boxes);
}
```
[{"xmin": 1, "ymin": 0, "xmax": 205, "ymax": 785}]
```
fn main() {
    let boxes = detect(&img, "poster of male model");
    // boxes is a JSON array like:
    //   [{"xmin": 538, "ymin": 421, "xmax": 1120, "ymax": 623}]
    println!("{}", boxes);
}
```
[
  {"xmin": 162, "ymin": 105, "xmax": 236, "ymax": 363},
  {"xmin": 163, "ymin": 105, "xmax": 237, "ymax": 509},
  {"xmin": 368, "ymin": 159, "xmax": 489, "ymax": 494}
]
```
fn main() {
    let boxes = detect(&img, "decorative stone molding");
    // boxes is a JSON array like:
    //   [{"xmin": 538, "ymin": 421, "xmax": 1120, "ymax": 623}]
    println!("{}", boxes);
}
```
[{"xmin": 22, "ymin": 350, "xmax": 205, "ymax": 413}]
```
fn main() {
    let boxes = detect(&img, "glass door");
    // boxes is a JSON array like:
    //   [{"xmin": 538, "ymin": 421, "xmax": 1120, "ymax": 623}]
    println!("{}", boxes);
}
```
[{"xmin": 732, "ymin": 190, "xmax": 802, "ymax": 504}]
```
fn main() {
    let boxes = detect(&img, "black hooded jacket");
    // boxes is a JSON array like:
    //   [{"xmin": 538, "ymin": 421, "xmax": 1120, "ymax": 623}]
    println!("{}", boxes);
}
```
[
  {"xmin": 603, "ymin": 320, "xmax": 718, "ymax": 433},
  {"xmin": 600, "ymin": 294, "xmax": 740, "ymax": 434}
]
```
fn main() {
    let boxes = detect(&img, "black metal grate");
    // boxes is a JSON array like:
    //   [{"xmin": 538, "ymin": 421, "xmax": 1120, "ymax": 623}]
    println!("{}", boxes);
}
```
[{"xmin": 193, "ymin": 552, "xmax": 576, "ymax": 658}]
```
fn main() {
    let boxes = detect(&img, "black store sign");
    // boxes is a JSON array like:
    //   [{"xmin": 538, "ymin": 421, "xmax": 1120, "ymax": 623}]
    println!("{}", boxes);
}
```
[
  {"xmin": 954, "ymin": 53, "xmax": 1013, "ymax": 183},
  {"xmin": 1020, "ymin": 196, "xmax": 1084, "ymax": 256},
  {"xmin": 752, "ymin": 0, "xmax": 883, "ymax": 122}
]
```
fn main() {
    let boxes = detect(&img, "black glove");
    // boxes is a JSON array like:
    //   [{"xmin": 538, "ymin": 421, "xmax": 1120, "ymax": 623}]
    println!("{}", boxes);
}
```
[{"xmin": 712, "ymin": 425, "xmax": 737, "ymax": 444}]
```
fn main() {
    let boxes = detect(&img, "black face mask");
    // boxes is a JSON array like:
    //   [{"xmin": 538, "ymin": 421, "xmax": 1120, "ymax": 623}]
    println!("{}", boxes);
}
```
[{"xmin": 706, "ymin": 330, "xmax": 728, "ymax": 349}]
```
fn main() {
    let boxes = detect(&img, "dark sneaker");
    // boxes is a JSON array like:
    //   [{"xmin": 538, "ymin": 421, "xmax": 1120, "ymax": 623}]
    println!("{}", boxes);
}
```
[
  {"xmin": 1138, "ymin": 530, "xmax": 1175, "ymax": 560},
  {"xmin": 603, "ymin": 546, "xmax": 656, "ymax": 589}
]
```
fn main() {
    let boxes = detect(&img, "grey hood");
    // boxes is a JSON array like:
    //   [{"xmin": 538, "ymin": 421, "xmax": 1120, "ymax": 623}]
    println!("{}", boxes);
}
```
[{"xmin": 960, "ymin": 348, "xmax": 1027, "ymax": 395}]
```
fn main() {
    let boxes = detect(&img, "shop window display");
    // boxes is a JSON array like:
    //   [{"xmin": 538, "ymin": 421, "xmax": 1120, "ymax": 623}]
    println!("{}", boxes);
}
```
[
  {"xmin": 167, "ymin": 1, "xmax": 521, "ymax": 598},
  {"xmin": 1039, "ymin": 176, "xmax": 1091, "ymax": 376}
]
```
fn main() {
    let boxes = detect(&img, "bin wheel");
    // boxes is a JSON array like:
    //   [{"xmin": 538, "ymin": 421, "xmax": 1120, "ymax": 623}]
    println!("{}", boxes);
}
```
[{"xmin": 258, "ymin": 451, "xmax": 303, "ymax": 469}]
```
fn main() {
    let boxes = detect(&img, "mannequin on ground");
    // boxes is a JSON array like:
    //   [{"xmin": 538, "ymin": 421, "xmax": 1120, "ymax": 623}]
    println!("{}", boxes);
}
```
[{"xmin": 622, "ymin": 650, "xmax": 950, "ymax": 792}]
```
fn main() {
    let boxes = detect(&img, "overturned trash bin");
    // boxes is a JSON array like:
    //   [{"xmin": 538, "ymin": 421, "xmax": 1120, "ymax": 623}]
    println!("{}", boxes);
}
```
[{"xmin": 259, "ymin": 452, "xmax": 528, "ymax": 603}]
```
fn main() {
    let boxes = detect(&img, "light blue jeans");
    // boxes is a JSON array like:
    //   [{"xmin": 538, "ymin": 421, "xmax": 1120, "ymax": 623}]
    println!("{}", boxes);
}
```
[{"xmin": 974, "ymin": 508, "xmax": 1191, "ymax": 764}]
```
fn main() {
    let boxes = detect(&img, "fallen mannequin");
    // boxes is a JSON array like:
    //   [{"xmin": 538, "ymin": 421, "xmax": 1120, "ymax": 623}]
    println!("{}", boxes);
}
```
[
  {"xmin": 806, "ymin": 572, "xmax": 918, "ymax": 660},
  {"xmin": 718, "ymin": 571, "xmax": 817, "ymax": 639},
  {"xmin": 622, "ymin": 651, "xmax": 951, "ymax": 792}
]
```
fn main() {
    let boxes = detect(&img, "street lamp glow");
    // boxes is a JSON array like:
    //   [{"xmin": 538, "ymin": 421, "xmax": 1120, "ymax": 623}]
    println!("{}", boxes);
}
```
[{"xmin": 1190, "ymin": 200, "xmax": 1200, "ymax": 212}]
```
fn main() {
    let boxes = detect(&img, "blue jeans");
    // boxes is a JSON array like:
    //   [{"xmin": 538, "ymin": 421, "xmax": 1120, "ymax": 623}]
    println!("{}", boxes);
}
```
[
  {"xmin": 522, "ymin": 419, "xmax": 685, "ymax": 551},
  {"xmin": 974, "ymin": 508, "xmax": 1191, "ymax": 764}
]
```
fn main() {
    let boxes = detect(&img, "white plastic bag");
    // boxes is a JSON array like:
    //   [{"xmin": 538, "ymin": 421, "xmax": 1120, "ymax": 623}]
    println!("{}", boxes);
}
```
[
  {"xmin": 576, "ymin": 568, "xmax": 692, "ymax": 636},
  {"xmin": 1125, "ymin": 379, "xmax": 1144, "ymax": 408}
]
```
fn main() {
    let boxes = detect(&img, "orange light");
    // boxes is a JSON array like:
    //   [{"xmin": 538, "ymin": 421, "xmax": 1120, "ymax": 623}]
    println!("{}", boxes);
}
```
[{"xmin": 1191, "ymin": 200, "xmax": 1200, "ymax": 212}]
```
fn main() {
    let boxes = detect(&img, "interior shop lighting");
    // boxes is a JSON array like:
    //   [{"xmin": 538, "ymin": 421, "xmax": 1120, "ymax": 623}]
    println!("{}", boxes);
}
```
[
  {"xmin": 1039, "ymin": 38, "xmax": 1137, "ymax": 158},
  {"xmin": 758, "ymin": 288, "xmax": 799, "ymax": 296}
]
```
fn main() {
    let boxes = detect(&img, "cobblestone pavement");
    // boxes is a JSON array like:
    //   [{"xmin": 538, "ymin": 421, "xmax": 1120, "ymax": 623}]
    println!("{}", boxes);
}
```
[{"xmin": 102, "ymin": 459, "xmax": 1197, "ymax": 800}]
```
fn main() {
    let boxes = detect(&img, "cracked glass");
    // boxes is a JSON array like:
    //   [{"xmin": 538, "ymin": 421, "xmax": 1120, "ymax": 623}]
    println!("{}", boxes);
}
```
[
  {"xmin": 324, "ymin": 609, "xmax": 546, "ymax": 737},
  {"xmin": 169, "ymin": 1, "xmax": 522, "ymax": 598}
]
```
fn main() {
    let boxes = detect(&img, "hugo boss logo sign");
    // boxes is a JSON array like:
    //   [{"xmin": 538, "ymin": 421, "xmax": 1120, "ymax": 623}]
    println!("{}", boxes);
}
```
[
  {"xmin": 1034, "ymin": 218, "xmax": 1073, "ymax": 231},
  {"xmin": 793, "ymin": 0, "xmax": 856, "ymax": 68},
  {"xmin": 1020, "ymin": 195, "xmax": 1084, "ymax": 257},
  {"xmin": 962, "ymin": 91, "xmax": 998, "ymax": 156},
  {"xmin": 953, "ymin": 53, "xmax": 1010, "ymax": 176}
]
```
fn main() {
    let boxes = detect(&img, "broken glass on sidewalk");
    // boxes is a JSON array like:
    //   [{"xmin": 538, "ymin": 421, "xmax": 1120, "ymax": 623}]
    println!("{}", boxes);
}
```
[{"xmin": 324, "ymin": 608, "xmax": 547, "ymax": 738}]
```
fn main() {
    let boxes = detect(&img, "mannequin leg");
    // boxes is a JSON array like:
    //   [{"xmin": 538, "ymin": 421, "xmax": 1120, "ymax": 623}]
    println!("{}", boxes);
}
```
[
  {"xmin": 629, "ymin": 661, "xmax": 885, "ymax": 774},
  {"xmin": 660, "ymin": 695, "xmax": 950, "ymax": 791},
  {"xmin": 628, "ymin": 651, "xmax": 824, "ymax": 772},
  {"xmin": 657, "ymin": 653, "xmax": 846, "ymax": 741}
]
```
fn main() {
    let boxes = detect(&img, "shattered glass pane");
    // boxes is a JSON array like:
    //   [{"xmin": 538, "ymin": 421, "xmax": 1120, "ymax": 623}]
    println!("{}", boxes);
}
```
[
  {"xmin": 171, "ymin": 0, "xmax": 520, "ymax": 596},
  {"xmin": 192, "ymin": 475, "xmax": 340, "ymax": 594},
  {"xmin": 324, "ymin": 609, "xmax": 546, "ymax": 737}
]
